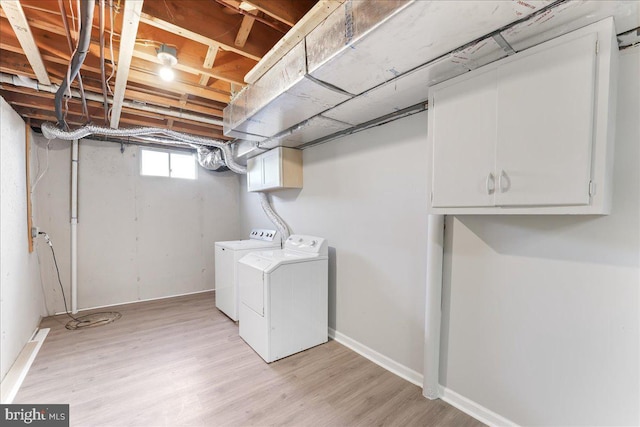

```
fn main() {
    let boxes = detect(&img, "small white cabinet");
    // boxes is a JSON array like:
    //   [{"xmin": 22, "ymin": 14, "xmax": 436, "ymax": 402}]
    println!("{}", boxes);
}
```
[
  {"xmin": 427, "ymin": 18, "xmax": 617, "ymax": 214},
  {"xmin": 247, "ymin": 147, "xmax": 303, "ymax": 192}
]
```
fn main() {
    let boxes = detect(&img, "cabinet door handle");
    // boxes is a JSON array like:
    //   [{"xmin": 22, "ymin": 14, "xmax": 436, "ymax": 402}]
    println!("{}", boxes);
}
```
[
  {"xmin": 499, "ymin": 170, "xmax": 511, "ymax": 193},
  {"xmin": 486, "ymin": 172, "xmax": 495, "ymax": 195}
]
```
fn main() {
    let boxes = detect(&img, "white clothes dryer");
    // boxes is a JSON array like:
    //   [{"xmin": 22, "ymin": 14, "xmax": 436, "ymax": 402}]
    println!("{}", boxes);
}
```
[
  {"xmin": 214, "ymin": 229, "xmax": 280, "ymax": 321},
  {"xmin": 237, "ymin": 235, "xmax": 328, "ymax": 363}
]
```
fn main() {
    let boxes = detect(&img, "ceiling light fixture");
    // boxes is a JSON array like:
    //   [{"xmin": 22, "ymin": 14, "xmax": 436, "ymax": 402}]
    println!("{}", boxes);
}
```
[{"xmin": 156, "ymin": 44, "xmax": 178, "ymax": 82}]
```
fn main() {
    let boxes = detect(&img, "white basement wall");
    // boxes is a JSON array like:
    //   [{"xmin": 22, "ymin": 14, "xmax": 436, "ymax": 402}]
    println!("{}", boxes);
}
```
[
  {"xmin": 0, "ymin": 97, "xmax": 45, "ymax": 381},
  {"xmin": 239, "ymin": 112, "xmax": 429, "ymax": 378},
  {"xmin": 439, "ymin": 45, "xmax": 640, "ymax": 426},
  {"xmin": 239, "ymin": 46, "xmax": 640, "ymax": 425},
  {"xmin": 33, "ymin": 137, "xmax": 241, "ymax": 313}
]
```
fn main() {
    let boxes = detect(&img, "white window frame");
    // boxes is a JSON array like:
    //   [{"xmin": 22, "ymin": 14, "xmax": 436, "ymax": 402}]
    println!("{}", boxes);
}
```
[{"xmin": 139, "ymin": 147, "xmax": 197, "ymax": 180}]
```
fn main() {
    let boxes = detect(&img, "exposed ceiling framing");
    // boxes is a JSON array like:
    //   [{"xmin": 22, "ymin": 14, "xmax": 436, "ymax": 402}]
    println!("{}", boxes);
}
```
[{"xmin": 0, "ymin": 0, "xmax": 318, "ymax": 140}]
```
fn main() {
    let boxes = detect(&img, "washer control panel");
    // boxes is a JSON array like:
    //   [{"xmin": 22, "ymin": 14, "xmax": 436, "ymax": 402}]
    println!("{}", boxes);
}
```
[
  {"xmin": 249, "ymin": 229, "xmax": 277, "ymax": 241},
  {"xmin": 285, "ymin": 235, "xmax": 328, "ymax": 255}
]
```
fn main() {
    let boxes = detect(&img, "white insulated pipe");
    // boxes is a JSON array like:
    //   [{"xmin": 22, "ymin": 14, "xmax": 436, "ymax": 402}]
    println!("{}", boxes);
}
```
[
  {"xmin": 71, "ymin": 139, "xmax": 79, "ymax": 314},
  {"xmin": 423, "ymin": 214, "xmax": 445, "ymax": 399}
]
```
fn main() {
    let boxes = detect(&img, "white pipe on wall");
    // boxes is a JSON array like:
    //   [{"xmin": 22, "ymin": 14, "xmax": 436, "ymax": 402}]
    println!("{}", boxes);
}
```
[
  {"xmin": 423, "ymin": 214, "xmax": 445, "ymax": 399},
  {"xmin": 70, "ymin": 139, "xmax": 79, "ymax": 314}
]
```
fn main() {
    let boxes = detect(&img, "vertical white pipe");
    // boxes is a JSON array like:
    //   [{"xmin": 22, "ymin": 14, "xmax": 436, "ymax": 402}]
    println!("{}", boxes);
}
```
[
  {"xmin": 423, "ymin": 214, "xmax": 445, "ymax": 399},
  {"xmin": 71, "ymin": 139, "xmax": 78, "ymax": 313}
]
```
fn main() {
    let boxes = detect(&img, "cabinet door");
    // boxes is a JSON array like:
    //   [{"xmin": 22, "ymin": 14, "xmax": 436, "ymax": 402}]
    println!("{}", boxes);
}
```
[
  {"xmin": 247, "ymin": 156, "xmax": 263, "ymax": 191},
  {"xmin": 495, "ymin": 33, "xmax": 597, "ymax": 206},
  {"xmin": 431, "ymin": 68, "xmax": 497, "ymax": 207},
  {"xmin": 261, "ymin": 148, "xmax": 282, "ymax": 189}
]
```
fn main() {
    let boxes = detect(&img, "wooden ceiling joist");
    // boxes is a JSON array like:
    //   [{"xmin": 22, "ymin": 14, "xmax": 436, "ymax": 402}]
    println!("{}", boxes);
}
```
[
  {"xmin": 243, "ymin": 0, "xmax": 316, "ymax": 27},
  {"xmin": 0, "ymin": 82, "xmax": 223, "ymax": 130},
  {"xmin": 140, "ymin": 1, "xmax": 281, "ymax": 62},
  {"xmin": 0, "ymin": 0, "xmax": 51, "ymax": 85},
  {"xmin": 0, "ymin": 82, "xmax": 224, "ymax": 119},
  {"xmin": 0, "ymin": 45, "xmax": 230, "ymax": 117},
  {"xmin": 199, "ymin": 45, "xmax": 220, "ymax": 86},
  {"xmin": 0, "ymin": 0, "xmax": 322, "ymax": 140},
  {"xmin": 111, "ymin": 0, "xmax": 144, "ymax": 129},
  {"xmin": 235, "ymin": 10, "xmax": 259, "ymax": 48},
  {"xmin": 125, "ymin": 69, "xmax": 230, "ymax": 104},
  {"xmin": 0, "ymin": 8, "xmax": 253, "ymax": 86}
]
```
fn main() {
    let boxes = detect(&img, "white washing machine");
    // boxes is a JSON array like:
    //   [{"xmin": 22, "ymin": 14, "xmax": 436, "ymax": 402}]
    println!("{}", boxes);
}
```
[
  {"xmin": 237, "ymin": 234, "xmax": 328, "ymax": 363},
  {"xmin": 214, "ymin": 229, "xmax": 280, "ymax": 321}
]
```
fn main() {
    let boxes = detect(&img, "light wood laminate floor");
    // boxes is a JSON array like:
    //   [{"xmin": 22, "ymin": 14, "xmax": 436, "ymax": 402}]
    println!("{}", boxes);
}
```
[{"xmin": 15, "ymin": 292, "xmax": 483, "ymax": 427}]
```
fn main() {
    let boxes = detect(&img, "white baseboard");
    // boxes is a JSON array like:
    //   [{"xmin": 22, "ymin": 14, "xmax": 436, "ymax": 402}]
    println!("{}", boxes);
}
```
[
  {"xmin": 55, "ymin": 289, "xmax": 214, "ymax": 315},
  {"xmin": 328, "ymin": 328, "xmax": 423, "ymax": 387},
  {"xmin": 0, "ymin": 328, "xmax": 50, "ymax": 404},
  {"xmin": 438, "ymin": 386, "xmax": 519, "ymax": 427}
]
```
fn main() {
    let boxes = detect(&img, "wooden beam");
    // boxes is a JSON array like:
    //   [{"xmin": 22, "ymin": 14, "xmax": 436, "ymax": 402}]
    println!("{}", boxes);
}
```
[
  {"xmin": 138, "ymin": 11, "xmax": 262, "ymax": 62},
  {"xmin": 243, "ymin": 0, "xmax": 315, "ymax": 27},
  {"xmin": 216, "ymin": 0, "xmax": 289, "ymax": 34},
  {"xmin": 0, "ymin": 81, "xmax": 224, "ymax": 119},
  {"xmin": 0, "ymin": 0, "xmax": 51, "ymax": 85},
  {"xmin": 129, "ymin": 42, "xmax": 247, "ymax": 86},
  {"xmin": 0, "ymin": 8, "xmax": 253, "ymax": 85},
  {"xmin": 199, "ymin": 45, "xmax": 219, "ymax": 86},
  {"xmin": 235, "ymin": 10, "xmax": 258, "ymax": 48},
  {"xmin": 2, "ymin": 91, "xmax": 225, "ymax": 132},
  {"xmin": 12, "ymin": 106, "xmax": 231, "ymax": 140},
  {"xmin": 202, "ymin": 45, "xmax": 219, "ymax": 70},
  {"xmin": 0, "ymin": 28, "xmax": 234, "ymax": 104},
  {"xmin": 140, "ymin": 1, "xmax": 281, "ymax": 62},
  {"xmin": 111, "ymin": 0, "xmax": 144, "ymax": 129},
  {"xmin": 126, "ymin": 69, "xmax": 230, "ymax": 104},
  {"xmin": 244, "ymin": 0, "xmax": 345, "ymax": 84}
]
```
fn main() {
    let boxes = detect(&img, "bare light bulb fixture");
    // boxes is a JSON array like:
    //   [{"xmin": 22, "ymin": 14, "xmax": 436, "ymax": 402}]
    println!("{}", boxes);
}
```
[{"xmin": 156, "ymin": 44, "xmax": 178, "ymax": 82}]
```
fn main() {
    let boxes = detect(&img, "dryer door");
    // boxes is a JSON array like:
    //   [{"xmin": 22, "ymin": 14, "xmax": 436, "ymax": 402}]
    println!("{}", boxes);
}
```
[{"xmin": 238, "ymin": 256, "xmax": 272, "ymax": 316}]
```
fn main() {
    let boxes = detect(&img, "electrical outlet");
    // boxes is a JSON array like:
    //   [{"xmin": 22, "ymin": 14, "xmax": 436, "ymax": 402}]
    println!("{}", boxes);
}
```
[{"xmin": 31, "ymin": 226, "xmax": 39, "ymax": 239}]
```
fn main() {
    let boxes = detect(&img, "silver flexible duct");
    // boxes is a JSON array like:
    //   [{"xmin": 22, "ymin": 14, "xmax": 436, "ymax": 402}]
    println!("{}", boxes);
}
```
[
  {"xmin": 41, "ymin": 122, "xmax": 246, "ymax": 174},
  {"xmin": 40, "ymin": 124, "xmax": 289, "ymax": 237},
  {"xmin": 196, "ymin": 146, "xmax": 226, "ymax": 171},
  {"xmin": 258, "ymin": 192, "xmax": 290, "ymax": 241}
]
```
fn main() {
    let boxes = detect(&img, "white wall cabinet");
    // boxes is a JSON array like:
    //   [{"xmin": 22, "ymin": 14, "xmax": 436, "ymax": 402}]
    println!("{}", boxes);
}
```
[
  {"xmin": 427, "ymin": 18, "xmax": 618, "ymax": 214},
  {"xmin": 247, "ymin": 147, "xmax": 303, "ymax": 192}
]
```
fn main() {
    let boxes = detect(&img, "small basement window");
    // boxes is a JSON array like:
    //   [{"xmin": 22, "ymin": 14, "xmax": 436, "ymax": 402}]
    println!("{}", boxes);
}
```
[{"xmin": 140, "ymin": 148, "xmax": 197, "ymax": 180}]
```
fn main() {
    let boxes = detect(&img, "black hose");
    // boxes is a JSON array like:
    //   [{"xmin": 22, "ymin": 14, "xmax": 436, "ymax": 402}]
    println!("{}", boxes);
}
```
[{"xmin": 54, "ymin": 0, "xmax": 96, "ymax": 128}]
